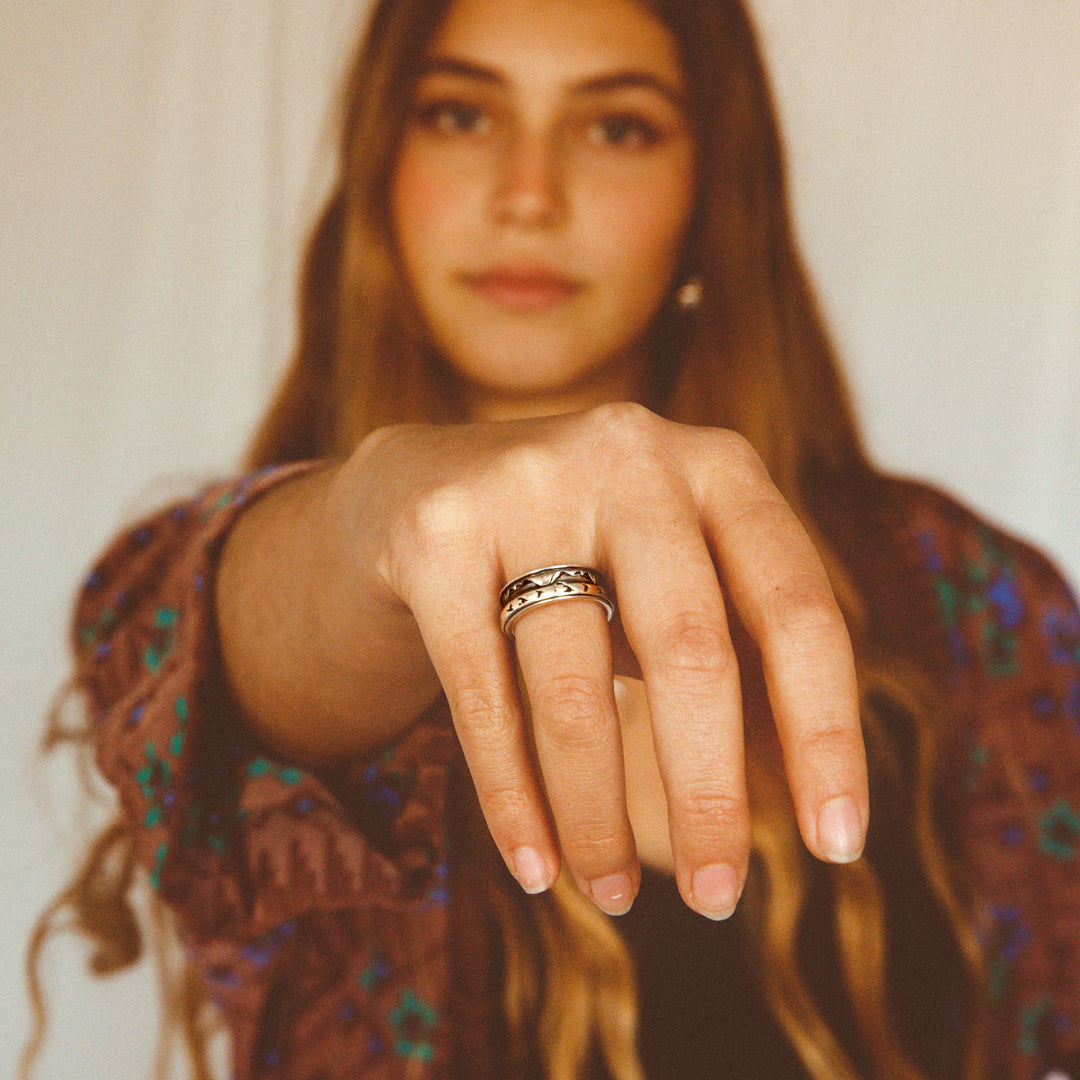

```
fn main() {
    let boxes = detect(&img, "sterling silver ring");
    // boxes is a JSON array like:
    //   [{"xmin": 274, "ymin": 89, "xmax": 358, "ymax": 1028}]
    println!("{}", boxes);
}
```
[{"xmin": 500, "ymin": 565, "xmax": 615, "ymax": 638}]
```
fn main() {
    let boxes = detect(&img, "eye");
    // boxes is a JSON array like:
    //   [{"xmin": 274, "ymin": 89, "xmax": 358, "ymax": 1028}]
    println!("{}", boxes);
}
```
[
  {"xmin": 415, "ymin": 99, "xmax": 492, "ymax": 137},
  {"xmin": 586, "ymin": 113, "xmax": 662, "ymax": 150}
]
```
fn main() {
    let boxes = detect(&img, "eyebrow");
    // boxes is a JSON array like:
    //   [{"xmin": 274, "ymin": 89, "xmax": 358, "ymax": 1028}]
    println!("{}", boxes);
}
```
[{"xmin": 417, "ymin": 56, "xmax": 687, "ymax": 111}]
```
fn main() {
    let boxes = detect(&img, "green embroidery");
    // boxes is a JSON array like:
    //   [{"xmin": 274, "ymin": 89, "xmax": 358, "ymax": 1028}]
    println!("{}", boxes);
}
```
[
  {"xmin": 136, "ymin": 745, "xmax": 171, "ymax": 798},
  {"xmin": 971, "ymin": 530, "xmax": 1009, "ymax": 584},
  {"xmin": 79, "ymin": 602, "xmax": 125, "ymax": 653},
  {"xmin": 154, "ymin": 607, "xmax": 178, "ymax": 628},
  {"xmin": 1038, "ymin": 800, "xmax": 1080, "ymax": 861},
  {"xmin": 247, "ymin": 757, "xmax": 305, "ymax": 786},
  {"xmin": 143, "ymin": 609, "xmax": 180, "ymax": 672},
  {"xmin": 150, "ymin": 843, "xmax": 168, "ymax": 891},
  {"xmin": 934, "ymin": 578, "xmax": 959, "ymax": 629},
  {"xmin": 928, "ymin": 528, "xmax": 1021, "ymax": 676},
  {"xmin": 390, "ymin": 990, "xmax": 438, "ymax": 1062},
  {"xmin": 1018, "ymin": 995, "xmax": 1052, "ymax": 1056}
]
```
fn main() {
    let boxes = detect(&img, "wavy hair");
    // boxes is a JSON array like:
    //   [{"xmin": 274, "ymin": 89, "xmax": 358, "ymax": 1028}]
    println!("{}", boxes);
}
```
[{"xmin": 27, "ymin": 1, "xmax": 987, "ymax": 1078}]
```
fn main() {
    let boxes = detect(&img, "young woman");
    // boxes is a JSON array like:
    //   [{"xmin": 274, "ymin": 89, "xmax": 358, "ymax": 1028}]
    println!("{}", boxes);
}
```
[{"xmin": 27, "ymin": 0, "xmax": 1080, "ymax": 1077}]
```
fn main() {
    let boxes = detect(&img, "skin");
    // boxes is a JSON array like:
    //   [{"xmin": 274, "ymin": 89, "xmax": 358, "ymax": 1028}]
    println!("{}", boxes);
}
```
[
  {"xmin": 391, "ymin": 0, "xmax": 697, "ymax": 421},
  {"xmin": 216, "ymin": 0, "xmax": 868, "ymax": 922}
]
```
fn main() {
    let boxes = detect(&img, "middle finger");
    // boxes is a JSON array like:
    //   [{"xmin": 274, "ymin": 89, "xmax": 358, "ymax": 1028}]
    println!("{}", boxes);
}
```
[
  {"xmin": 512, "ymin": 597, "xmax": 640, "ymax": 916},
  {"xmin": 607, "ymin": 505, "xmax": 750, "ymax": 921}
]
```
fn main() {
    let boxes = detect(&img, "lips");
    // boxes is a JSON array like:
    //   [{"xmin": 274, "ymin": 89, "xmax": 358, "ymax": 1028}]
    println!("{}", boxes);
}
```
[{"xmin": 462, "ymin": 265, "xmax": 584, "ymax": 313}]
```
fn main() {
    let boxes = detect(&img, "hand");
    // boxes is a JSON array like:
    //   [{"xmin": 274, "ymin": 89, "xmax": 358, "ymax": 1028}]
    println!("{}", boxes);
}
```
[{"xmin": 335, "ymin": 402, "xmax": 867, "ymax": 919}]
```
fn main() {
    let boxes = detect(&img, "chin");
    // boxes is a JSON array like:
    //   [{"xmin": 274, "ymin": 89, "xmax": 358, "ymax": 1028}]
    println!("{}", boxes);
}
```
[{"xmin": 455, "ymin": 352, "xmax": 605, "ymax": 398}]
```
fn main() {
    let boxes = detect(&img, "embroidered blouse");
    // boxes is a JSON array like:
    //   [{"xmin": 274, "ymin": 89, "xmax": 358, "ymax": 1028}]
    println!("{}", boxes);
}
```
[{"xmin": 72, "ymin": 465, "xmax": 1080, "ymax": 1079}]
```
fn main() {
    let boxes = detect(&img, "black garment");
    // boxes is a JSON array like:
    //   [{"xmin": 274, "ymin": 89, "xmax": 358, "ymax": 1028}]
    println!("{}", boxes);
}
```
[
  {"xmin": 602, "ymin": 837, "xmax": 973, "ymax": 1080},
  {"xmin": 606, "ymin": 867, "xmax": 814, "ymax": 1079}
]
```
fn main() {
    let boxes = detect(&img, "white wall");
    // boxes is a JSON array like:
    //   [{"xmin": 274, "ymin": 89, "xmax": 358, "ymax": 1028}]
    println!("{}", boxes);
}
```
[
  {"xmin": 2, "ymin": 2, "xmax": 1077, "ymax": 1077},
  {"xmin": 755, "ymin": 0, "xmax": 1080, "ymax": 574}
]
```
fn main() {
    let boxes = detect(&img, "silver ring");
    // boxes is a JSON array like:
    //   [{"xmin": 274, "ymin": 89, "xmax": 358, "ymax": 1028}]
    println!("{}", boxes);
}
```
[{"xmin": 500, "ymin": 565, "xmax": 615, "ymax": 638}]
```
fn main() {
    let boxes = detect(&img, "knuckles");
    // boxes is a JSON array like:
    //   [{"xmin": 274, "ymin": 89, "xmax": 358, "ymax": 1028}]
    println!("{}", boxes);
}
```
[
  {"xmin": 762, "ymin": 573, "xmax": 843, "ymax": 636},
  {"xmin": 450, "ymin": 680, "xmax": 519, "ymax": 742},
  {"xmin": 579, "ymin": 401, "xmax": 678, "ymax": 479},
  {"xmin": 708, "ymin": 427, "xmax": 767, "ymax": 477},
  {"xmin": 384, "ymin": 403, "xmax": 718, "ymax": 563},
  {"xmin": 476, "ymin": 780, "xmax": 535, "ymax": 823},
  {"xmin": 690, "ymin": 427, "xmax": 774, "ymax": 503},
  {"xmin": 383, "ymin": 480, "xmax": 482, "ymax": 598},
  {"xmin": 791, "ymin": 721, "xmax": 864, "ymax": 769},
  {"xmin": 399, "ymin": 480, "xmax": 479, "ymax": 555},
  {"xmin": 386, "ymin": 405, "xmax": 697, "ymax": 588},
  {"xmin": 668, "ymin": 783, "xmax": 748, "ymax": 837},
  {"xmin": 560, "ymin": 821, "xmax": 630, "ymax": 864},
  {"xmin": 531, "ymin": 669, "xmax": 614, "ymax": 750},
  {"xmin": 584, "ymin": 399, "xmax": 662, "ymax": 445},
  {"xmin": 651, "ymin": 612, "xmax": 732, "ymax": 678}
]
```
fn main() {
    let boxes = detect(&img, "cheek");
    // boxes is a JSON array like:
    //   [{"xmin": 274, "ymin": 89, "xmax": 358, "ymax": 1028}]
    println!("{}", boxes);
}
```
[
  {"xmin": 584, "ymin": 165, "xmax": 695, "ymax": 290},
  {"xmin": 391, "ymin": 146, "xmax": 469, "ymax": 266}
]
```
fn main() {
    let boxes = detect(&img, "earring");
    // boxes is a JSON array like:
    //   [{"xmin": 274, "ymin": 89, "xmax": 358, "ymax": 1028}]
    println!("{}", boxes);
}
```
[{"xmin": 676, "ymin": 276, "xmax": 702, "ymax": 311}]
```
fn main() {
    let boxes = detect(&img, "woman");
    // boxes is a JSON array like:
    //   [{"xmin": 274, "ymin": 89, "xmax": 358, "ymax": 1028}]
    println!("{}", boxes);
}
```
[{"xmin": 27, "ymin": 0, "xmax": 1080, "ymax": 1077}]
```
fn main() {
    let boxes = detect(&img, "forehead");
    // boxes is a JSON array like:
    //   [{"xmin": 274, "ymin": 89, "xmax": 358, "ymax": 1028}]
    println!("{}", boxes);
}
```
[{"xmin": 426, "ymin": 0, "xmax": 685, "ymax": 90}]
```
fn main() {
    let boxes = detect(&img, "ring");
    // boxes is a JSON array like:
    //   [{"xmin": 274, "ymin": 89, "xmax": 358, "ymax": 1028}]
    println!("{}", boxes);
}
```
[{"xmin": 500, "ymin": 565, "xmax": 615, "ymax": 638}]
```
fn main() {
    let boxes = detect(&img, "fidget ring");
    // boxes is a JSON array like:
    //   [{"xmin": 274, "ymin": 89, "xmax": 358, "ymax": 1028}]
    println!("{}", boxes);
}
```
[{"xmin": 500, "ymin": 565, "xmax": 615, "ymax": 638}]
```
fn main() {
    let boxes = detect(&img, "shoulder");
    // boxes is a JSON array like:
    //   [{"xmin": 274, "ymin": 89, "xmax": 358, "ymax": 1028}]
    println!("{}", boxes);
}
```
[
  {"xmin": 876, "ymin": 486, "xmax": 1080, "ymax": 1071},
  {"xmin": 875, "ymin": 475, "xmax": 1080, "ymax": 693},
  {"xmin": 884, "ymin": 476, "xmax": 1073, "ymax": 601}
]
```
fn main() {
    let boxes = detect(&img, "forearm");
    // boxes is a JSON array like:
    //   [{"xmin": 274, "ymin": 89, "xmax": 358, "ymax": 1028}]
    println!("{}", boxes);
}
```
[{"xmin": 214, "ymin": 462, "xmax": 443, "ymax": 766}]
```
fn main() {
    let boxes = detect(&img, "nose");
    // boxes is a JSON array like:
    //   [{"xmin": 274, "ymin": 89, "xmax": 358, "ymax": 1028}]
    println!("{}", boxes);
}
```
[{"xmin": 492, "ymin": 129, "xmax": 566, "ymax": 229}]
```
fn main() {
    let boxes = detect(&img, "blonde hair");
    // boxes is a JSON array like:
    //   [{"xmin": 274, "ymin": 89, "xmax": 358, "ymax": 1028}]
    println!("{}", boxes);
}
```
[{"xmin": 28, "ymin": 1, "xmax": 988, "ymax": 1078}]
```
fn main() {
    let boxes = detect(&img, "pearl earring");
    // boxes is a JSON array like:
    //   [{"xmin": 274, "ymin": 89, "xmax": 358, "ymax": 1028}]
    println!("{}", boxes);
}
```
[{"xmin": 676, "ymin": 277, "xmax": 702, "ymax": 311}]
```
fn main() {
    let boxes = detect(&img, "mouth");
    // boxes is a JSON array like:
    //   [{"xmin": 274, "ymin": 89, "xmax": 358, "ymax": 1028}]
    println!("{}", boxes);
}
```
[{"xmin": 461, "ymin": 264, "xmax": 584, "ymax": 313}]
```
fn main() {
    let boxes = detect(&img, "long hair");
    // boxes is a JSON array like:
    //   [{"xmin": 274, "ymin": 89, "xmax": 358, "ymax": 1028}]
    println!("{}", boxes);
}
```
[{"xmin": 29, "ymin": 1, "xmax": 987, "ymax": 1078}]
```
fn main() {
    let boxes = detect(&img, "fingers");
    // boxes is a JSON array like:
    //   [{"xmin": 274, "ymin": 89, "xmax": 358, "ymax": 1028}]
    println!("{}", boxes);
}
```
[
  {"xmin": 388, "ymin": 411, "xmax": 867, "ymax": 927},
  {"xmin": 608, "ymin": 504, "xmax": 751, "ymax": 919},
  {"xmin": 513, "ymin": 599, "xmax": 639, "ymax": 915},
  {"xmin": 411, "ymin": 578, "xmax": 561, "ymax": 897},
  {"xmin": 416, "ymin": 569, "xmax": 638, "ymax": 913},
  {"xmin": 695, "ymin": 438, "xmax": 868, "ymax": 865}
]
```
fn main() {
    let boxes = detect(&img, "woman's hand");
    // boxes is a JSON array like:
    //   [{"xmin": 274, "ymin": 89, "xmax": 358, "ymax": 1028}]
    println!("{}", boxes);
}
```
[
  {"xmin": 219, "ymin": 402, "xmax": 866, "ymax": 920},
  {"xmin": 339, "ymin": 402, "xmax": 865, "ymax": 919}
]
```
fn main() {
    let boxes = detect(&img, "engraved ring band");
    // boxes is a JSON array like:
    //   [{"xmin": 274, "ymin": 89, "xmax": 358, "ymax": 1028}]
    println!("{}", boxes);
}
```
[{"xmin": 499, "ymin": 565, "xmax": 615, "ymax": 639}]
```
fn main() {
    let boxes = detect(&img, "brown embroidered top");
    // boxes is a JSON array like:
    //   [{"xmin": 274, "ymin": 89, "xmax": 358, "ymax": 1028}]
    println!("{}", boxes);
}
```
[{"xmin": 73, "ymin": 466, "xmax": 1080, "ymax": 1079}]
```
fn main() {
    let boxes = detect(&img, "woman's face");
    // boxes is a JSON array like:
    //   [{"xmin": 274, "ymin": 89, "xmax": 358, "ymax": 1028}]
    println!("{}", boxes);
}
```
[{"xmin": 391, "ymin": 0, "xmax": 697, "ymax": 419}]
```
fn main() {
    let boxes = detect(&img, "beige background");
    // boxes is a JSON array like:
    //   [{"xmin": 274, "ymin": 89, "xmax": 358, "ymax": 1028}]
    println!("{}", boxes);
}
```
[{"xmin": 3, "ymin": 2, "xmax": 1078, "ymax": 1076}]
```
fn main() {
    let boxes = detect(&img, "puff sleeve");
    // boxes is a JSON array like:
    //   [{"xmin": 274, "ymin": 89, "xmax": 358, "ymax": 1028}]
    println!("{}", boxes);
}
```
[
  {"xmin": 74, "ymin": 466, "xmax": 459, "ymax": 1080},
  {"xmin": 911, "ymin": 492, "xmax": 1080, "ymax": 1080}
]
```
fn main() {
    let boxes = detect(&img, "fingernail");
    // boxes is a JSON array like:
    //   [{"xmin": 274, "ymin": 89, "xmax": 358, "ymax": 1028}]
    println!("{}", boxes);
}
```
[
  {"xmin": 589, "ymin": 871, "xmax": 635, "ymax": 915},
  {"xmin": 817, "ymin": 796, "xmax": 865, "ymax": 863},
  {"xmin": 691, "ymin": 864, "xmax": 741, "ymax": 920},
  {"xmin": 511, "ymin": 846, "xmax": 551, "ymax": 894}
]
